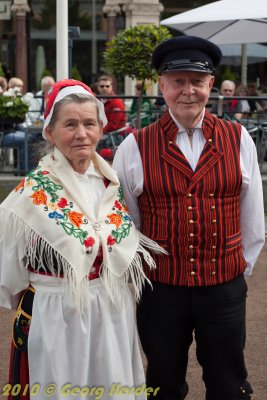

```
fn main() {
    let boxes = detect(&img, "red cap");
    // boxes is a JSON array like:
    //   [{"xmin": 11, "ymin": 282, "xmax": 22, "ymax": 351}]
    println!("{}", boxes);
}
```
[{"xmin": 44, "ymin": 79, "xmax": 94, "ymax": 119}]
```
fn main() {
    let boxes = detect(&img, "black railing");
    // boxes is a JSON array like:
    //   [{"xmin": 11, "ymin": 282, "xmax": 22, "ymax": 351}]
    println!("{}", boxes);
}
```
[{"xmin": 0, "ymin": 94, "xmax": 267, "ymax": 175}]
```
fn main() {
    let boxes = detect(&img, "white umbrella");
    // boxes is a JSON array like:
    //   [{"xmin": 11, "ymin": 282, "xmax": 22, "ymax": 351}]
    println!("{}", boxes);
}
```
[{"xmin": 160, "ymin": 0, "xmax": 267, "ymax": 84}]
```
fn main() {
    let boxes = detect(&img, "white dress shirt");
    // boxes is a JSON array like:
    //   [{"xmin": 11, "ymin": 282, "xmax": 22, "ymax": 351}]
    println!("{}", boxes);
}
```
[{"xmin": 113, "ymin": 110, "xmax": 265, "ymax": 275}]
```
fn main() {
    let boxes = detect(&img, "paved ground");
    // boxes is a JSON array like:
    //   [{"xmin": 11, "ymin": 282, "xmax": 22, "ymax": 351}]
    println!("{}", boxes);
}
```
[{"xmin": 0, "ymin": 241, "xmax": 266, "ymax": 399}]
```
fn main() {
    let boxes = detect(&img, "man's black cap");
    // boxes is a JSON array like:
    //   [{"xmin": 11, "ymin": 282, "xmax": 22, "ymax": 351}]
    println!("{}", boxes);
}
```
[{"xmin": 152, "ymin": 36, "xmax": 222, "ymax": 75}]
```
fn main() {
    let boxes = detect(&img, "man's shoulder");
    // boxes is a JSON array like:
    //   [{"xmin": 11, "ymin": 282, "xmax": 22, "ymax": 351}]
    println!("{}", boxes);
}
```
[{"xmin": 110, "ymin": 96, "xmax": 125, "ymax": 109}]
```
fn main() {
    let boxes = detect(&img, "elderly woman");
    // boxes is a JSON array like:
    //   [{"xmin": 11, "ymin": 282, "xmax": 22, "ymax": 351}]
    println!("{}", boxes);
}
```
[{"xmin": 0, "ymin": 80, "xmax": 165, "ymax": 400}]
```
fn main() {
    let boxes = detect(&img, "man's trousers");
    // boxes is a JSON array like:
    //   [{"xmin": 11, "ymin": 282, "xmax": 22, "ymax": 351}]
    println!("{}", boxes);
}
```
[{"xmin": 137, "ymin": 274, "xmax": 253, "ymax": 400}]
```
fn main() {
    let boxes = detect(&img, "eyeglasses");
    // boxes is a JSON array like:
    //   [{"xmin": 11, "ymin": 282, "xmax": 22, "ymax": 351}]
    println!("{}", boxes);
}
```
[{"xmin": 99, "ymin": 85, "xmax": 111, "ymax": 88}]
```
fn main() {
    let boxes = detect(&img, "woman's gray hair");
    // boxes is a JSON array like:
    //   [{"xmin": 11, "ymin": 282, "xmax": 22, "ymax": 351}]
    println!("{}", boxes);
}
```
[{"xmin": 48, "ymin": 93, "xmax": 101, "ymax": 129}]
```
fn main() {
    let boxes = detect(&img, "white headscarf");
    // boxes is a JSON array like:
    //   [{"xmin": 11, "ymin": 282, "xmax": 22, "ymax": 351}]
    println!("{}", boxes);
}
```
[{"xmin": 42, "ymin": 85, "xmax": 107, "ymax": 139}]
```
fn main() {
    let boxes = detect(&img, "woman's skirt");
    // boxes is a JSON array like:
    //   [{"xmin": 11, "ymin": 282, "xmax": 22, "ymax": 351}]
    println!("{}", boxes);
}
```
[{"xmin": 9, "ymin": 275, "xmax": 146, "ymax": 400}]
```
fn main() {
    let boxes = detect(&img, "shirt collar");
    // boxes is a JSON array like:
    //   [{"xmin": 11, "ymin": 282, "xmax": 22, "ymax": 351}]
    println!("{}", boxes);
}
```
[{"xmin": 169, "ymin": 108, "xmax": 205, "ymax": 133}]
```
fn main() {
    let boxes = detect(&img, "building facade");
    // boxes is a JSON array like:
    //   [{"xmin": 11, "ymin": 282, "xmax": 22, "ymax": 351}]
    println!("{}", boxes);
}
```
[{"xmin": 0, "ymin": 0, "xmax": 266, "ymax": 93}]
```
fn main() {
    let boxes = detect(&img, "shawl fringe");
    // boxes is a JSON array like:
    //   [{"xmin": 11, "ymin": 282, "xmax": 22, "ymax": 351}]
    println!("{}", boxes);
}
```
[
  {"xmin": 0, "ymin": 208, "xmax": 89, "ymax": 311},
  {"xmin": 100, "ymin": 232, "xmax": 168, "ymax": 309},
  {"xmin": 0, "ymin": 209, "xmax": 167, "ymax": 311}
]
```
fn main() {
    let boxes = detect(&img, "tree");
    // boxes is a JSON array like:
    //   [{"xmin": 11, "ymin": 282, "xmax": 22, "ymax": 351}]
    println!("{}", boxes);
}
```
[{"xmin": 103, "ymin": 24, "xmax": 172, "ymax": 128}]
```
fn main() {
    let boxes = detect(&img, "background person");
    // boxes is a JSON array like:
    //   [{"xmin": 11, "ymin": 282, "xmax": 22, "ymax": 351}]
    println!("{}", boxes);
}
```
[
  {"xmin": 0, "ymin": 79, "xmax": 165, "ymax": 400},
  {"xmin": 7, "ymin": 76, "xmax": 24, "ymax": 94},
  {"xmin": 97, "ymin": 75, "xmax": 128, "ymax": 134},
  {"xmin": 113, "ymin": 36, "xmax": 265, "ymax": 400},
  {"xmin": 246, "ymin": 83, "xmax": 263, "ymax": 113},
  {"xmin": 29, "ymin": 75, "xmax": 55, "ymax": 122},
  {"xmin": 0, "ymin": 76, "xmax": 8, "ymax": 95},
  {"xmin": 211, "ymin": 79, "xmax": 243, "ymax": 120},
  {"xmin": 129, "ymin": 83, "xmax": 153, "ymax": 128},
  {"xmin": 235, "ymin": 84, "xmax": 251, "ymax": 114}
]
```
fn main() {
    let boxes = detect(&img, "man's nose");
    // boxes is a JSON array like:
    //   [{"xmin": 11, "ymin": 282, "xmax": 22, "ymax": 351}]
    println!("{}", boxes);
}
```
[{"xmin": 182, "ymin": 83, "xmax": 195, "ymax": 95}]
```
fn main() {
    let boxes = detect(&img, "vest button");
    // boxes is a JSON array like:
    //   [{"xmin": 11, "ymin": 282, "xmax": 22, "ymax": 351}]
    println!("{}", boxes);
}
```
[
  {"xmin": 190, "ymin": 258, "xmax": 195, "ymax": 262},
  {"xmin": 209, "ymin": 193, "xmax": 214, "ymax": 197},
  {"xmin": 208, "ymin": 139, "xmax": 212, "ymax": 142},
  {"xmin": 189, "ymin": 220, "xmax": 194, "ymax": 224},
  {"xmin": 213, "ymin": 232, "xmax": 217, "ymax": 236},
  {"xmin": 211, "ymin": 205, "xmax": 215, "ymax": 209},
  {"xmin": 211, "ymin": 271, "xmax": 216, "ymax": 275},
  {"xmin": 189, "ymin": 245, "xmax": 194, "ymax": 249},
  {"xmin": 189, "ymin": 233, "xmax": 194, "ymax": 237},
  {"xmin": 212, "ymin": 245, "xmax": 216, "ymax": 249},
  {"xmin": 212, "ymin": 219, "xmax": 217, "ymax": 223},
  {"xmin": 190, "ymin": 271, "xmax": 196, "ymax": 276},
  {"xmin": 211, "ymin": 258, "xmax": 216, "ymax": 262},
  {"xmin": 188, "ymin": 206, "xmax": 193, "ymax": 210},
  {"xmin": 188, "ymin": 193, "xmax": 192, "ymax": 197}
]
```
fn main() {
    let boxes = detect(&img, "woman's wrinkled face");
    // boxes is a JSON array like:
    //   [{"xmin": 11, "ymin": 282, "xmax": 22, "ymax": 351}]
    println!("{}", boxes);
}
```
[{"xmin": 45, "ymin": 101, "xmax": 103, "ymax": 169}]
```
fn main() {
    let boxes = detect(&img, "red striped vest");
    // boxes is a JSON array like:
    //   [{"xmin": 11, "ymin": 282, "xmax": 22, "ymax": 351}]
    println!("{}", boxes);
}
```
[{"xmin": 134, "ymin": 111, "xmax": 247, "ymax": 286}]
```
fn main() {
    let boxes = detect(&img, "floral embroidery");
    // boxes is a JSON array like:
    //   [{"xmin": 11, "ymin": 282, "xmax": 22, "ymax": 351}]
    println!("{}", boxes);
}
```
[
  {"xmin": 84, "ymin": 236, "xmax": 96, "ymax": 254},
  {"xmin": 114, "ymin": 200, "xmax": 122, "ymax": 211},
  {"xmin": 106, "ymin": 213, "xmax": 122, "ymax": 228},
  {"xmin": 84, "ymin": 237, "xmax": 95, "ymax": 247},
  {"xmin": 58, "ymin": 197, "xmax": 68, "ymax": 208},
  {"xmin": 30, "ymin": 189, "xmax": 47, "ymax": 205},
  {"xmin": 48, "ymin": 211, "xmax": 63, "ymax": 219},
  {"xmin": 14, "ymin": 169, "xmax": 133, "ymax": 253},
  {"xmin": 107, "ymin": 235, "xmax": 116, "ymax": 246},
  {"xmin": 48, "ymin": 202, "xmax": 58, "ymax": 211},
  {"xmin": 68, "ymin": 211, "xmax": 84, "ymax": 228},
  {"xmin": 15, "ymin": 178, "xmax": 25, "ymax": 192},
  {"xmin": 106, "ymin": 186, "xmax": 132, "ymax": 251},
  {"xmin": 15, "ymin": 168, "xmax": 94, "ymax": 250}
]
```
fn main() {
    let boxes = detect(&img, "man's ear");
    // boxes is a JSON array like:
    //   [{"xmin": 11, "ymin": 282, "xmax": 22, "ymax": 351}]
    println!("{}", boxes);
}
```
[
  {"xmin": 158, "ymin": 76, "xmax": 164, "ymax": 93},
  {"xmin": 209, "ymin": 75, "xmax": 215, "ymax": 90}
]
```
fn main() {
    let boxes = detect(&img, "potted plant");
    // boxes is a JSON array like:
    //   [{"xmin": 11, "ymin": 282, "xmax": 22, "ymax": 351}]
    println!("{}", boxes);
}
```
[{"xmin": 0, "ymin": 88, "xmax": 30, "ymax": 129}]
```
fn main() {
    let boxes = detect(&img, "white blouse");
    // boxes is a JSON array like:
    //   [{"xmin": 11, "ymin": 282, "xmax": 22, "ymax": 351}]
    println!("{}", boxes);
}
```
[{"xmin": 113, "ymin": 111, "xmax": 265, "ymax": 276}]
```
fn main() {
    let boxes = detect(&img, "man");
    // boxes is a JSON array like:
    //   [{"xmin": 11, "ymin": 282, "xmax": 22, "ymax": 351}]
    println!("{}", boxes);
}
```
[
  {"xmin": 211, "ymin": 79, "xmax": 243, "ymax": 119},
  {"xmin": 29, "ymin": 75, "xmax": 55, "ymax": 122},
  {"xmin": 113, "ymin": 36, "xmax": 265, "ymax": 400},
  {"xmin": 97, "ymin": 75, "xmax": 127, "ymax": 134}
]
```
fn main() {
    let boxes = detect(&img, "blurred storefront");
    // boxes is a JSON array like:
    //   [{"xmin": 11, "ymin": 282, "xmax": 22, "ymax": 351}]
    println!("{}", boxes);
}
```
[{"xmin": 0, "ymin": 0, "xmax": 266, "ymax": 92}]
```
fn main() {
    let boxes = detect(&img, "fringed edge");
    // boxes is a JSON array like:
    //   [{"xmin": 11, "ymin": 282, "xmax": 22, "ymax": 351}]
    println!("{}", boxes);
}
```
[
  {"xmin": 100, "ymin": 231, "xmax": 168, "ymax": 309},
  {"xmin": 0, "ymin": 207, "xmax": 89, "ymax": 313}
]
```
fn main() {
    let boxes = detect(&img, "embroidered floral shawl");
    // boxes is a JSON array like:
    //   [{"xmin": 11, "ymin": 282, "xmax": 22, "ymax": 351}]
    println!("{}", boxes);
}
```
[{"xmin": 0, "ymin": 148, "xmax": 166, "ymax": 308}]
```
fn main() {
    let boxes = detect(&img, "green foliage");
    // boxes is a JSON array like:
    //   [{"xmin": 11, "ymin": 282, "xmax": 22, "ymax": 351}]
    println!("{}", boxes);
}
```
[
  {"xmin": 0, "ymin": 95, "xmax": 29, "ymax": 120},
  {"xmin": 41, "ymin": 68, "xmax": 53, "ymax": 78},
  {"xmin": 0, "ymin": 63, "xmax": 5, "ymax": 77},
  {"xmin": 32, "ymin": 0, "xmax": 56, "ymax": 29},
  {"xmin": 71, "ymin": 64, "xmax": 82, "ymax": 81},
  {"xmin": 221, "ymin": 66, "xmax": 237, "ymax": 82},
  {"xmin": 32, "ymin": 0, "xmax": 89, "ymax": 30},
  {"xmin": 103, "ymin": 24, "xmax": 172, "ymax": 82}
]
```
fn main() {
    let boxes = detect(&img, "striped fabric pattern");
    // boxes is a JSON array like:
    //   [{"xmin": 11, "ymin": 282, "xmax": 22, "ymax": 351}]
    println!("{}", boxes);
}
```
[{"xmin": 134, "ymin": 110, "xmax": 247, "ymax": 286}]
